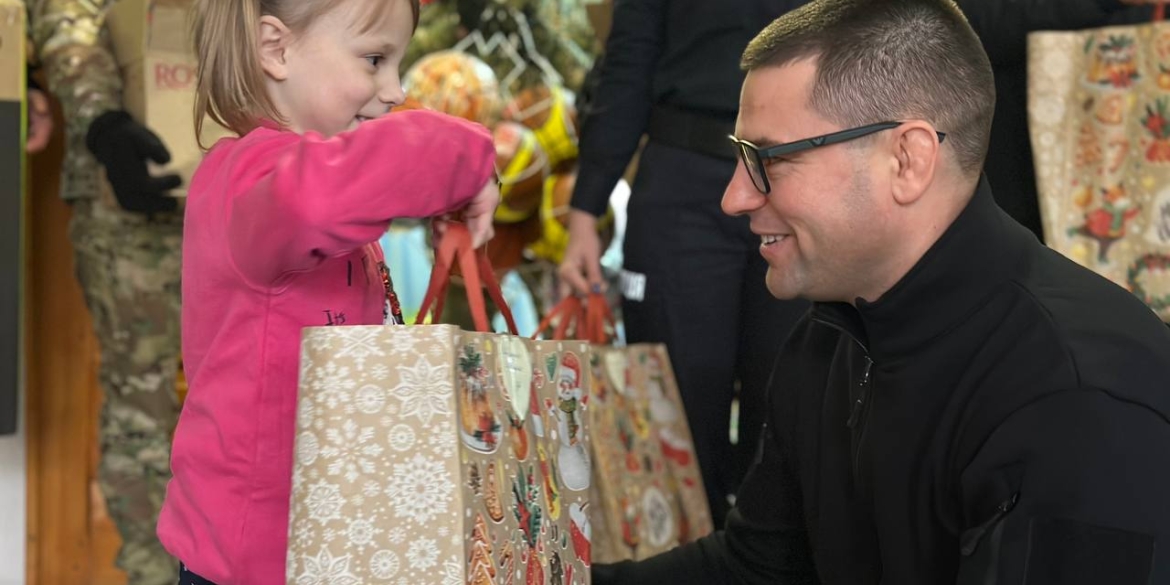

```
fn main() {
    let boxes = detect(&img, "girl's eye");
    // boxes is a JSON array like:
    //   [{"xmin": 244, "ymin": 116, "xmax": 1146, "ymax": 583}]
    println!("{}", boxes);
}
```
[{"xmin": 366, "ymin": 55, "xmax": 383, "ymax": 67}]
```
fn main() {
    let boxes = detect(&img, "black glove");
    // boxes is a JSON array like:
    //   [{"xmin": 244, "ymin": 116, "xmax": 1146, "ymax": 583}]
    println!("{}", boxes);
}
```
[{"xmin": 85, "ymin": 110, "xmax": 181, "ymax": 214}]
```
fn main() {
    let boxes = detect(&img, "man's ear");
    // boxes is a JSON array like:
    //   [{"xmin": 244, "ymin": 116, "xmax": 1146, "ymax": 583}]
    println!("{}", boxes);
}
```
[
  {"xmin": 258, "ymin": 15, "xmax": 293, "ymax": 81},
  {"xmin": 889, "ymin": 122, "xmax": 940, "ymax": 206}
]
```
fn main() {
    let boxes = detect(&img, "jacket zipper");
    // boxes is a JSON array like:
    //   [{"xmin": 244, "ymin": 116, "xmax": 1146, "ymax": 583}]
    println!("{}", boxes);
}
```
[
  {"xmin": 960, "ymin": 492, "xmax": 1019, "ymax": 556},
  {"xmin": 811, "ymin": 317, "xmax": 874, "ymax": 484},
  {"xmin": 846, "ymin": 357, "xmax": 873, "ymax": 428},
  {"xmin": 955, "ymin": 492, "xmax": 1020, "ymax": 585},
  {"xmin": 849, "ymin": 356, "xmax": 874, "ymax": 481}
]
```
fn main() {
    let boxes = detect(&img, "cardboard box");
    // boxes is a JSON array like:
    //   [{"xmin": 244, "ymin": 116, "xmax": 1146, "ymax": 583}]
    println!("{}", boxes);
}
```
[
  {"xmin": 105, "ymin": 0, "xmax": 232, "ymax": 196},
  {"xmin": 0, "ymin": 0, "xmax": 24, "ymax": 435}
]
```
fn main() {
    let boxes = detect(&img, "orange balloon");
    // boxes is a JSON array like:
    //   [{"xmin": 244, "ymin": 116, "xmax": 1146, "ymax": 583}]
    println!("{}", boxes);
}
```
[
  {"xmin": 493, "ymin": 122, "xmax": 548, "ymax": 223},
  {"xmin": 403, "ymin": 51, "xmax": 503, "ymax": 126}
]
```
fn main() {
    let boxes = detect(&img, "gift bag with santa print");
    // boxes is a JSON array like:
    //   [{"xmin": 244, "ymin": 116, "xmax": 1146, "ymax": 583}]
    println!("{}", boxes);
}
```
[
  {"xmin": 534, "ymin": 295, "xmax": 713, "ymax": 563},
  {"xmin": 287, "ymin": 224, "xmax": 594, "ymax": 585},
  {"xmin": 1028, "ymin": 4, "xmax": 1170, "ymax": 320}
]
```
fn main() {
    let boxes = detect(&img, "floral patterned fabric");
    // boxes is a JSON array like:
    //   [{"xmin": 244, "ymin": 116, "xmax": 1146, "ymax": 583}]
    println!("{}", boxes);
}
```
[{"xmin": 1029, "ymin": 22, "xmax": 1170, "ymax": 319}]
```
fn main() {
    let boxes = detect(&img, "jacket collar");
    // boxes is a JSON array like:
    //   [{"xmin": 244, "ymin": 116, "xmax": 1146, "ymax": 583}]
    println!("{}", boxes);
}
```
[{"xmin": 811, "ymin": 176, "xmax": 1036, "ymax": 361}]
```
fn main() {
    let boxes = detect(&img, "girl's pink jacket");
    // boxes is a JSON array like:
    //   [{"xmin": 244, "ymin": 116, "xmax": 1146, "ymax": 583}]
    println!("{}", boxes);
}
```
[{"xmin": 157, "ymin": 110, "xmax": 495, "ymax": 585}]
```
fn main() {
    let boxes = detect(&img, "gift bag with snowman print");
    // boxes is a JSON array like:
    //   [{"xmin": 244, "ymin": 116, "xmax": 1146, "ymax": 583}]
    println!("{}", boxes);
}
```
[{"xmin": 533, "ymin": 295, "xmax": 713, "ymax": 564}]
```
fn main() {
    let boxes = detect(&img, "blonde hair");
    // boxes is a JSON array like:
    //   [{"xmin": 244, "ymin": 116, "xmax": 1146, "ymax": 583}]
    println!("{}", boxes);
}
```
[{"xmin": 192, "ymin": 0, "xmax": 421, "ymax": 147}]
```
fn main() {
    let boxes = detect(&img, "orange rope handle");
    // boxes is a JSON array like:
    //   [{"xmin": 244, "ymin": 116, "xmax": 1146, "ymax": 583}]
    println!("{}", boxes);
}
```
[{"xmin": 416, "ymin": 222, "xmax": 518, "ymax": 334}]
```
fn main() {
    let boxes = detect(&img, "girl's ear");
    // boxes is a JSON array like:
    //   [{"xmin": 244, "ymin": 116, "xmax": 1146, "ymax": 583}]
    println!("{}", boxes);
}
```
[{"xmin": 258, "ymin": 15, "xmax": 293, "ymax": 81}]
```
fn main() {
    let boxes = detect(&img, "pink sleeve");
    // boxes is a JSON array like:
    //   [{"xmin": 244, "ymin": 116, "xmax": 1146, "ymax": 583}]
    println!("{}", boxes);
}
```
[{"xmin": 224, "ymin": 110, "xmax": 496, "ymax": 285}]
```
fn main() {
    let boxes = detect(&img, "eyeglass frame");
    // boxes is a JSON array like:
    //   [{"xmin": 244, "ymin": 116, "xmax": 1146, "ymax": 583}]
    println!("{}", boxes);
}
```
[{"xmin": 728, "ymin": 121, "xmax": 947, "ymax": 195}]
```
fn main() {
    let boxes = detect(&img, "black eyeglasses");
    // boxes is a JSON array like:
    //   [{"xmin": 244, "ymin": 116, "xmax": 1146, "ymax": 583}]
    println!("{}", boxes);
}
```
[{"xmin": 728, "ymin": 121, "xmax": 947, "ymax": 195}]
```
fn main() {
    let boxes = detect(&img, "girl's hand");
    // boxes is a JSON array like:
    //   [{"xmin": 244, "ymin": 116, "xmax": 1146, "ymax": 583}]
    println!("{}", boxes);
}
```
[{"xmin": 464, "ymin": 176, "xmax": 501, "ymax": 248}]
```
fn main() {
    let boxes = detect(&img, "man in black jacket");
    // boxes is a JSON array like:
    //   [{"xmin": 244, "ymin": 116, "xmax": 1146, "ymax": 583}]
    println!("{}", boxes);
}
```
[
  {"xmin": 561, "ymin": 0, "xmax": 1159, "ymax": 530},
  {"xmin": 593, "ymin": 0, "xmax": 1170, "ymax": 583}
]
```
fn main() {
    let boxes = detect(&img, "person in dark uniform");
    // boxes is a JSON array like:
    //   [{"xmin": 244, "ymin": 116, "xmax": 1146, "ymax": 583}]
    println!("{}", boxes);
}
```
[
  {"xmin": 593, "ymin": 0, "xmax": 1170, "ymax": 583},
  {"xmin": 558, "ymin": 0, "xmax": 814, "ymax": 528}
]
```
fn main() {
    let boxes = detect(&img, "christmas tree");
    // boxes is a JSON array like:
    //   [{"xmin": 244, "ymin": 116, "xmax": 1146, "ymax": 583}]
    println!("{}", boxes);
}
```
[{"xmin": 468, "ymin": 514, "xmax": 496, "ymax": 585}]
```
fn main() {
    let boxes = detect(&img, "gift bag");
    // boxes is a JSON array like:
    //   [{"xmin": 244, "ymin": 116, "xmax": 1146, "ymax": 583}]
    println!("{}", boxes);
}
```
[
  {"xmin": 1028, "ymin": 3, "xmax": 1170, "ymax": 319},
  {"xmin": 288, "ymin": 225, "xmax": 594, "ymax": 584},
  {"xmin": 105, "ymin": 0, "xmax": 233, "ymax": 196},
  {"xmin": 535, "ymin": 295, "xmax": 713, "ymax": 563}
]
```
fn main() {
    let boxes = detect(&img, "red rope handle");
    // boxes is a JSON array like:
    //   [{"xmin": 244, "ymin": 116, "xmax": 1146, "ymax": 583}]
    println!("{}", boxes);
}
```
[
  {"xmin": 533, "ymin": 293, "xmax": 614, "ymax": 344},
  {"xmin": 533, "ymin": 296, "xmax": 583, "ymax": 341},
  {"xmin": 477, "ymin": 246, "xmax": 519, "ymax": 335},
  {"xmin": 416, "ymin": 222, "xmax": 519, "ymax": 334},
  {"xmin": 415, "ymin": 225, "xmax": 461, "ymax": 326}
]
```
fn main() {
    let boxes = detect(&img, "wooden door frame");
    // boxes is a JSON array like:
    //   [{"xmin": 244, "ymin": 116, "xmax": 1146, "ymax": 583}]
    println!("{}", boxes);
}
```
[{"xmin": 25, "ymin": 83, "xmax": 121, "ymax": 585}]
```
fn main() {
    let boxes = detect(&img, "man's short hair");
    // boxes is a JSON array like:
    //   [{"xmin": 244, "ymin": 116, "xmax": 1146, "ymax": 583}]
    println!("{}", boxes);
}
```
[{"xmin": 741, "ymin": 0, "xmax": 995, "ymax": 176}]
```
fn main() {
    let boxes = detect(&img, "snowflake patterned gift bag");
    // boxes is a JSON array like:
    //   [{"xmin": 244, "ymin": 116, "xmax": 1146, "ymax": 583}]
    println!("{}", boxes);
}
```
[
  {"xmin": 287, "ymin": 224, "xmax": 594, "ymax": 585},
  {"xmin": 1028, "ymin": 6, "xmax": 1170, "ymax": 320}
]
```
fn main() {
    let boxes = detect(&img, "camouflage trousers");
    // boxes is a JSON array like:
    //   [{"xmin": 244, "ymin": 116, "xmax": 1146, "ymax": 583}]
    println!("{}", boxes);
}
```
[{"xmin": 68, "ymin": 197, "xmax": 182, "ymax": 585}]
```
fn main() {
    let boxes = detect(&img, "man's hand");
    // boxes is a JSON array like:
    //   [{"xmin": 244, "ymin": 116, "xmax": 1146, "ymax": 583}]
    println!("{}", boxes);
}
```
[
  {"xmin": 86, "ymin": 110, "xmax": 181, "ymax": 214},
  {"xmin": 26, "ymin": 89, "xmax": 53, "ymax": 154},
  {"xmin": 558, "ymin": 209, "xmax": 605, "ymax": 297}
]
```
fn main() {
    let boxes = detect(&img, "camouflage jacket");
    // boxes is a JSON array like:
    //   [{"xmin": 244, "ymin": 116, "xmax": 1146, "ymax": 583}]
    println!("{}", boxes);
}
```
[{"xmin": 25, "ymin": 0, "xmax": 122, "ymax": 200}]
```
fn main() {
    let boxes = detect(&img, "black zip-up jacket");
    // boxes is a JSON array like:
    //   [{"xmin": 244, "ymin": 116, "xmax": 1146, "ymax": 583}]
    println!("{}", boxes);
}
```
[{"xmin": 593, "ymin": 178, "xmax": 1170, "ymax": 584}]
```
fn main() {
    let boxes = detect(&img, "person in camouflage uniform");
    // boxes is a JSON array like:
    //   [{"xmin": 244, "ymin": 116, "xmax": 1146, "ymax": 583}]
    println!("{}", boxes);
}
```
[{"xmin": 25, "ymin": 1, "xmax": 182, "ymax": 583}]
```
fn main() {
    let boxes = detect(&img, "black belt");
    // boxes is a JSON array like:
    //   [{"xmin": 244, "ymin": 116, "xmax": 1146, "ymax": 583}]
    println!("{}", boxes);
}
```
[{"xmin": 647, "ymin": 105, "xmax": 738, "ymax": 161}]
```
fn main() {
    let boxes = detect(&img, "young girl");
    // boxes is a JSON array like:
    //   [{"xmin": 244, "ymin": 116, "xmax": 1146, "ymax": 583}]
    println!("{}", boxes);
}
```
[{"xmin": 157, "ymin": 0, "xmax": 500, "ymax": 583}]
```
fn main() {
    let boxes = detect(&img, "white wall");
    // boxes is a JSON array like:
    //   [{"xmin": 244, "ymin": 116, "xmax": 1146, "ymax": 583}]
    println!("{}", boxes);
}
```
[{"xmin": 0, "ymin": 396, "xmax": 25, "ymax": 585}]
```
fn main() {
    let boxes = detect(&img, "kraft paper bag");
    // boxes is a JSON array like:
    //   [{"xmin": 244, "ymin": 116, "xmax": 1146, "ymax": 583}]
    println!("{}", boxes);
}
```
[
  {"xmin": 1028, "ymin": 12, "xmax": 1170, "ymax": 319},
  {"xmin": 535, "ymin": 295, "xmax": 713, "ymax": 563},
  {"xmin": 287, "ymin": 225, "xmax": 595, "ymax": 584},
  {"xmin": 587, "ymin": 344, "xmax": 713, "ymax": 563}
]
